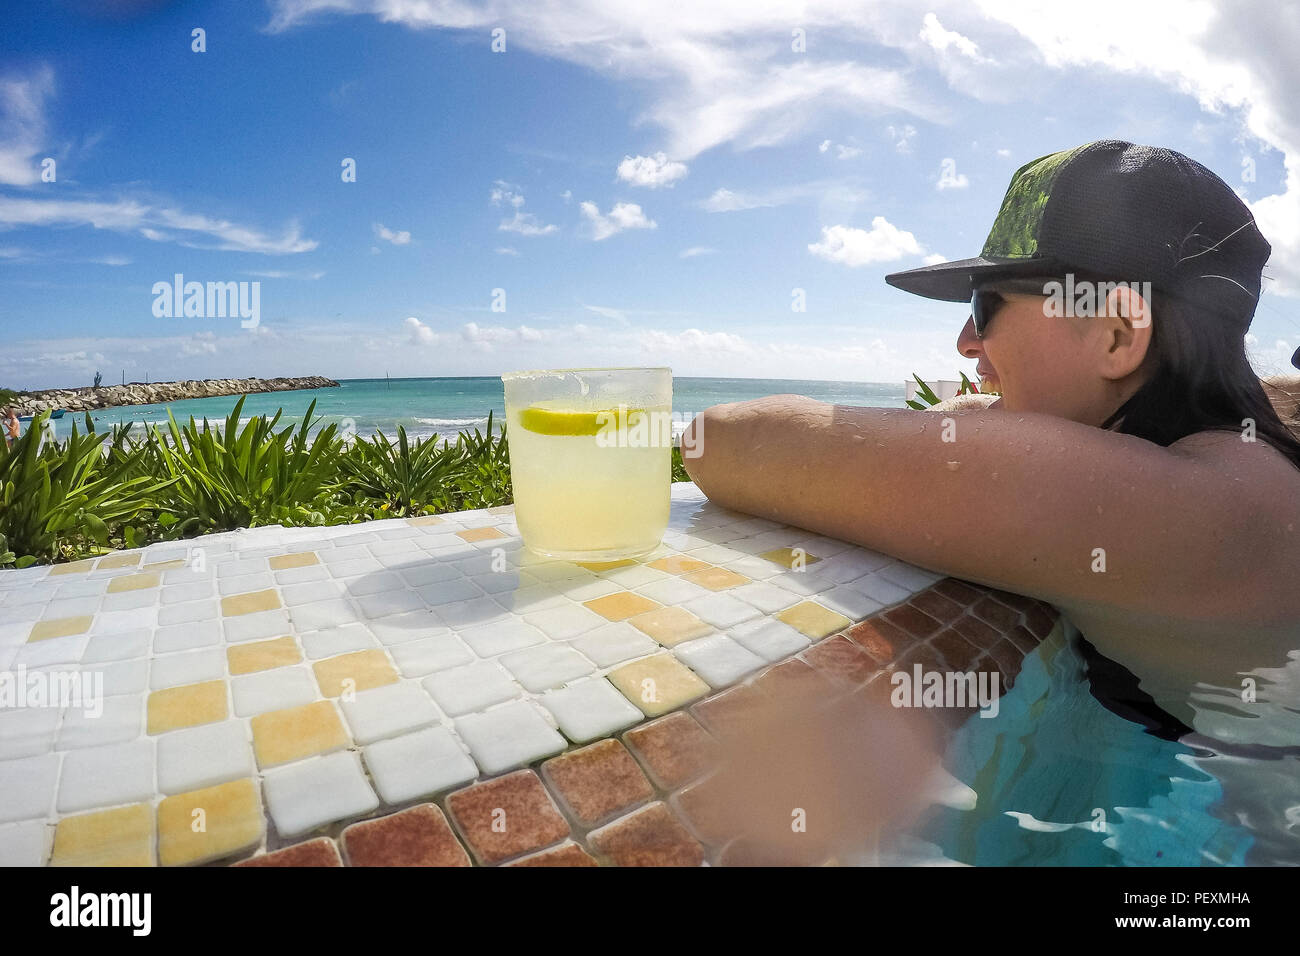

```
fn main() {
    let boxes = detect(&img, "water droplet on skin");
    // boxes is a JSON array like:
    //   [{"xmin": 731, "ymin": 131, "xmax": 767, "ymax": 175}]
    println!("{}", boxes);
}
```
[
  {"xmin": 946, "ymin": 461, "xmax": 960, "ymax": 471},
  {"xmin": 991, "ymin": 472, "xmax": 998, "ymax": 481}
]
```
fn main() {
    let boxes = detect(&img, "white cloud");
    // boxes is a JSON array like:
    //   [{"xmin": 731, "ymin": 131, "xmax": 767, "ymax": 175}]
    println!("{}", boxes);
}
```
[
  {"xmin": 461, "ymin": 321, "xmax": 547, "ymax": 351},
  {"xmin": 495, "ymin": 246, "xmax": 519, "ymax": 255},
  {"xmin": 584, "ymin": 304, "xmax": 628, "ymax": 323},
  {"xmin": 808, "ymin": 218, "xmax": 925, "ymax": 267},
  {"xmin": 617, "ymin": 152, "xmax": 688, "ymax": 188},
  {"xmin": 820, "ymin": 139, "xmax": 862, "ymax": 159},
  {"xmin": 0, "ymin": 194, "xmax": 317, "ymax": 254},
  {"xmin": 491, "ymin": 181, "xmax": 558, "ymax": 236},
  {"xmin": 919, "ymin": 12, "xmax": 987, "ymax": 62},
  {"xmin": 886, "ymin": 123, "xmax": 917, "ymax": 154},
  {"xmin": 579, "ymin": 201, "xmax": 656, "ymax": 240},
  {"xmin": 0, "ymin": 64, "xmax": 54, "ymax": 186},
  {"xmin": 922, "ymin": 253, "xmax": 948, "ymax": 265},
  {"xmin": 700, "ymin": 180, "xmax": 869, "ymax": 213},
  {"xmin": 679, "ymin": 246, "xmax": 717, "ymax": 258},
  {"xmin": 405, "ymin": 316, "xmax": 434, "ymax": 345},
  {"xmin": 373, "ymin": 222, "xmax": 411, "ymax": 245},
  {"xmin": 637, "ymin": 327, "xmax": 750, "ymax": 354},
  {"xmin": 996, "ymin": 148, "xmax": 1012, "ymax": 158},
  {"xmin": 244, "ymin": 268, "xmax": 326, "ymax": 279}
]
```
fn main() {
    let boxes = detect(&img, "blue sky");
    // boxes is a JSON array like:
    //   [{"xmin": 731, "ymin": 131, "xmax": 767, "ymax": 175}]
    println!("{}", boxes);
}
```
[{"xmin": 1, "ymin": 0, "xmax": 1297, "ymax": 388}]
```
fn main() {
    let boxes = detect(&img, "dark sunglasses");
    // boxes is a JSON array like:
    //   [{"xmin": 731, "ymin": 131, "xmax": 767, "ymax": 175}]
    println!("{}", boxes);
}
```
[{"xmin": 970, "ymin": 278, "xmax": 1057, "ymax": 338}]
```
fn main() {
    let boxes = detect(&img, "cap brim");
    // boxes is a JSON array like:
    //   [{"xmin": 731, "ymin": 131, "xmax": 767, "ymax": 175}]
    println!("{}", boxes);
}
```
[{"xmin": 884, "ymin": 255, "xmax": 1067, "ymax": 303}]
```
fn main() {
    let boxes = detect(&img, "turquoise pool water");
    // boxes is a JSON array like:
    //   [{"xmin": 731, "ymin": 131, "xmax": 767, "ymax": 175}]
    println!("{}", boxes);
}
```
[{"xmin": 910, "ymin": 623, "xmax": 1300, "ymax": 865}]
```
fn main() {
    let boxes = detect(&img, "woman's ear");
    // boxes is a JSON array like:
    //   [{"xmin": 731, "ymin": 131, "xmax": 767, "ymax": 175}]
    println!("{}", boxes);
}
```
[{"xmin": 1097, "ymin": 284, "xmax": 1153, "ymax": 380}]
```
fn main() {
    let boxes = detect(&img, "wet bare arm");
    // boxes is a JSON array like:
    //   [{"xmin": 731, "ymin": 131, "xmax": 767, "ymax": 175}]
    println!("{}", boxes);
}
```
[{"xmin": 681, "ymin": 395, "xmax": 1300, "ymax": 626}]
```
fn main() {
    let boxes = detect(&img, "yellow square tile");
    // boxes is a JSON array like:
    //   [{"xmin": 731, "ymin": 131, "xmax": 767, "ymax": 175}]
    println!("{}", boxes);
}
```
[
  {"xmin": 647, "ymin": 555, "xmax": 711, "ymax": 575},
  {"xmin": 682, "ymin": 566, "xmax": 750, "ymax": 591},
  {"xmin": 456, "ymin": 526, "xmax": 507, "ymax": 543},
  {"xmin": 312, "ymin": 649, "xmax": 398, "ymax": 697},
  {"xmin": 250, "ymin": 700, "xmax": 349, "ymax": 768},
  {"xmin": 268, "ymin": 551, "xmax": 318, "ymax": 571},
  {"xmin": 576, "ymin": 558, "xmax": 636, "ymax": 572},
  {"xmin": 48, "ymin": 559, "xmax": 96, "ymax": 576},
  {"xmin": 777, "ymin": 601, "xmax": 851, "ymax": 639},
  {"xmin": 407, "ymin": 514, "xmax": 446, "ymax": 527},
  {"xmin": 629, "ymin": 606, "xmax": 713, "ymax": 647},
  {"xmin": 158, "ymin": 778, "xmax": 265, "ymax": 866},
  {"xmin": 144, "ymin": 558, "xmax": 188, "ymax": 572},
  {"xmin": 759, "ymin": 547, "xmax": 822, "ymax": 570},
  {"xmin": 28, "ymin": 616, "xmax": 93, "ymax": 642},
  {"xmin": 147, "ymin": 680, "xmax": 229, "ymax": 734},
  {"xmin": 106, "ymin": 571, "xmax": 160, "ymax": 594},
  {"xmin": 584, "ymin": 591, "xmax": 662, "ymax": 622},
  {"xmin": 608, "ymin": 654, "xmax": 710, "ymax": 717},
  {"xmin": 96, "ymin": 552, "xmax": 142, "ymax": 570},
  {"xmin": 227, "ymin": 636, "xmax": 300, "ymax": 675},
  {"xmin": 51, "ymin": 803, "xmax": 155, "ymax": 867},
  {"xmin": 220, "ymin": 588, "xmax": 281, "ymax": 617}
]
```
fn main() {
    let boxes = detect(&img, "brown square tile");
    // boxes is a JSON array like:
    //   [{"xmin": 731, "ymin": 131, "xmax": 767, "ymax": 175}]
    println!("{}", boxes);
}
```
[
  {"xmin": 932, "ymin": 579, "xmax": 987, "ymax": 605},
  {"xmin": 883, "ymin": 604, "xmax": 943, "ymax": 639},
  {"xmin": 930, "ymin": 628, "xmax": 981, "ymax": 670},
  {"xmin": 717, "ymin": 835, "xmax": 831, "ymax": 867},
  {"xmin": 49, "ymin": 559, "xmax": 97, "ymax": 576},
  {"xmin": 221, "ymin": 589, "xmax": 281, "ymax": 617},
  {"xmin": 623, "ymin": 712, "xmax": 720, "ymax": 790},
  {"xmin": 588, "ymin": 802, "xmax": 704, "ymax": 867},
  {"xmin": 673, "ymin": 774, "xmax": 746, "ymax": 846},
  {"xmin": 691, "ymin": 684, "xmax": 767, "ymax": 740},
  {"xmin": 802, "ymin": 635, "xmax": 880, "ymax": 688},
  {"xmin": 446, "ymin": 770, "xmax": 570, "ymax": 865},
  {"xmin": 951, "ymin": 614, "xmax": 1001, "ymax": 649},
  {"xmin": 542, "ymin": 739, "xmax": 654, "ymax": 827},
  {"xmin": 986, "ymin": 588, "xmax": 1041, "ymax": 613},
  {"xmin": 1005, "ymin": 624, "xmax": 1040, "ymax": 654},
  {"xmin": 342, "ymin": 804, "xmax": 470, "ymax": 867},
  {"xmin": 505, "ymin": 842, "xmax": 599, "ymax": 867},
  {"xmin": 846, "ymin": 617, "xmax": 912, "ymax": 665},
  {"xmin": 456, "ymin": 527, "xmax": 506, "ymax": 543},
  {"xmin": 312, "ymin": 648, "xmax": 398, "ymax": 697},
  {"xmin": 628, "ymin": 605, "xmax": 711, "ymax": 647},
  {"xmin": 96, "ymin": 552, "xmax": 142, "ymax": 571},
  {"xmin": 681, "ymin": 566, "xmax": 749, "ymax": 591},
  {"xmin": 234, "ymin": 838, "xmax": 342, "ymax": 867},
  {"xmin": 1024, "ymin": 603, "xmax": 1059, "ymax": 639},
  {"xmin": 751, "ymin": 658, "xmax": 835, "ymax": 702},
  {"xmin": 776, "ymin": 601, "xmax": 851, "ymax": 640},
  {"xmin": 226, "ymin": 635, "xmax": 300, "ymax": 675},
  {"xmin": 646, "ymin": 555, "xmax": 711, "ymax": 575},
  {"xmin": 268, "ymin": 552, "xmax": 319, "ymax": 571},
  {"xmin": 758, "ymin": 548, "xmax": 822, "ymax": 570},
  {"xmin": 895, "ymin": 642, "xmax": 947, "ymax": 673},
  {"xmin": 407, "ymin": 514, "xmax": 446, "ymax": 527},
  {"xmin": 106, "ymin": 571, "xmax": 160, "ymax": 594},
  {"xmin": 986, "ymin": 638, "xmax": 1025, "ymax": 684},
  {"xmin": 971, "ymin": 596, "xmax": 1020, "ymax": 631},
  {"xmin": 909, "ymin": 589, "xmax": 964, "ymax": 624},
  {"xmin": 147, "ymin": 680, "xmax": 228, "ymax": 734},
  {"xmin": 29, "ymin": 615, "xmax": 94, "ymax": 642},
  {"xmin": 583, "ymin": 591, "xmax": 661, "ymax": 622},
  {"xmin": 250, "ymin": 699, "xmax": 350, "ymax": 768}
]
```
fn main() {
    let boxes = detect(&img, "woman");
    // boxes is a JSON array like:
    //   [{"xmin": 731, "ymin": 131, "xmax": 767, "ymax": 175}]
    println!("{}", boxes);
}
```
[
  {"xmin": 683, "ymin": 141, "xmax": 1300, "ymax": 863},
  {"xmin": 2, "ymin": 407, "xmax": 19, "ymax": 449}
]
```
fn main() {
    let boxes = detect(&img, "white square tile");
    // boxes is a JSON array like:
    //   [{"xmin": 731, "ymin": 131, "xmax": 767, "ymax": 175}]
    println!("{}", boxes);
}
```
[
  {"xmin": 280, "ymin": 580, "xmax": 343, "ymax": 606},
  {"xmin": 417, "ymin": 578, "xmax": 483, "ymax": 607},
  {"xmin": 340, "ymin": 681, "xmax": 441, "ymax": 744},
  {"xmin": 273, "ymin": 564, "xmax": 329, "ymax": 585},
  {"xmin": 540, "ymin": 678, "xmax": 643, "ymax": 743},
  {"xmin": 569, "ymin": 622, "xmax": 659, "ymax": 668},
  {"xmin": 433, "ymin": 595, "xmax": 512, "ymax": 629},
  {"xmin": 635, "ymin": 576, "xmax": 712, "ymax": 606},
  {"xmin": 231, "ymin": 667, "xmax": 318, "ymax": 717},
  {"xmin": 80, "ymin": 629, "xmax": 151, "ymax": 664},
  {"xmin": 730, "ymin": 581, "xmax": 801, "ymax": 614},
  {"xmin": 466, "ymin": 571, "xmax": 523, "ymax": 596},
  {"xmin": 153, "ymin": 619, "xmax": 222, "ymax": 654},
  {"xmin": 396, "ymin": 562, "xmax": 462, "ymax": 587},
  {"xmin": 160, "ymin": 581, "xmax": 214, "ymax": 605},
  {"xmin": 157, "ymin": 599, "xmax": 218, "ymax": 627},
  {"xmin": 57, "ymin": 739, "xmax": 153, "ymax": 813},
  {"xmin": 0, "ymin": 819, "xmax": 50, "ymax": 866},
  {"xmin": 500, "ymin": 644, "xmax": 596, "ymax": 692},
  {"xmin": 845, "ymin": 573, "xmax": 913, "ymax": 607},
  {"xmin": 39, "ymin": 596, "xmax": 99, "ymax": 618},
  {"xmin": 388, "ymin": 634, "xmax": 475, "ymax": 677},
  {"xmin": 97, "ymin": 658, "xmax": 150, "ymax": 697},
  {"xmin": 688, "ymin": 544, "xmax": 748, "ymax": 565},
  {"xmin": 223, "ymin": 609, "xmax": 292, "ymax": 643},
  {"xmin": 560, "ymin": 578, "xmax": 622, "ymax": 602},
  {"xmin": 766, "ymin": 569, "xmax": 836, "ymax": 596},
  {"xmin": 422, "ymin": 662, "xmax": 522, "ymax": 717},
  {"xmin": 362, "ymin": 726, "xmax": 478, "ymax": 804},
  {"xmin": 816, "ymin": 585, "xmax": 885, "ymax": 620},
  {"xmin": 719, "ymin": 555, "xmax": 783, "ymax": 580},
  {"xmin": 300, "ymin": 623, "xmax": 379, "ymax": 660},
  {"xmin": 455, "ymin": 619, "xmax": 546, "ymax": 658},
  {"xmin": 681, "ymin": 593, "xmax": 761, "ymax": 629},
  {"xmin": 0, "ymin": 708, "xmax": 61, "ymax": 761},
  {"xmin": 367, "ymin": 610, "xmax": 447, "ymax": 646},
  {"xmin": 263, "ymin": 751, "xmax": 379, "ymax": 838},
  {"xmin": 14, "ymin": 633, "xmax": 88, "ymax": 668},
  {"xmin": 453, "ymin": 701, "xmax": 566, "ymax": 775},
  {"xmin": 727, "ymin": 618, "xmax": 811, "ymax": 662},
  {"xmin": 329, "ymin": 557, "xmax": 385, "ymax": 578},
  {"xmin": 522, "ymin": 604, "xmax": 605, "ymax": 640},
  {"xmin": 357, "ymin": 590, "xmax": 425, "ymax": 620},
  {"xmin": 0, "ymin": 753, "xmax": 60, "ymax": 823},
  {"xmin": 56, "ymin": 695, "xmax": 142, "ymax": 749},
  {"xmin": 342, "ymin": 571, "xmax": 406, "ymax": 596},
  {"xmin": 149, "ymin": 648, "xmax": 225, "ymax": 689},
  {"xmin": 290, "ymin": 598, "xmax": 361, "ymax": 631},
  {"xmin": 877, "ymin": 561, "xmax": 944, "ymax": 592},
  {"xmin": 602, "ymin": 565, "xmax": 668, "ymax": 588},
  {"xmin": 673, "ymin": 634, "xmax": 765, "ymax": 687},
  {"xmin": 219, "ymin": 572, "xmax": 274, "ymax": 596},
  {"xmin": 492, "ymin": 584, "xmax": 568, "ymax": 613},
  {"xmin": 101, "ymin": 589, "xmax": 158, "ymax": 612},
  {"xmin": 156, "ymin": 720, "xmax": 255, "ymax": 794}
]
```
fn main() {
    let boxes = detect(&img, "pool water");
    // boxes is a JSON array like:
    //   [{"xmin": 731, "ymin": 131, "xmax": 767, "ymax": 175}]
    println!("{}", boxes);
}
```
[{"xmin": 906, "ymin": 622, "xmax": 1300, "ymax": 866}]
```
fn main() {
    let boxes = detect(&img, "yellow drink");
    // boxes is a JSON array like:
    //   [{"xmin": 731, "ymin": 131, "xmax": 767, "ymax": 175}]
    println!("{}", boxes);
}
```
[{"xmin": 503, "ymin": 369, "xmax": 672, "ymax": 560}]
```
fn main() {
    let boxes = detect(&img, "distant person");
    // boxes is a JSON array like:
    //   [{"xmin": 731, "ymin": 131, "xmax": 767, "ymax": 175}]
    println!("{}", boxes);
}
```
[{"xmin": 2, "ymin": 408, "xmax": 19, "ymax": 449}]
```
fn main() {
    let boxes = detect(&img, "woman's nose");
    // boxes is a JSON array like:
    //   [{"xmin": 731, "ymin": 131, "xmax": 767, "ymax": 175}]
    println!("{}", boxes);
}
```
[{"xmin": 956, "ymin": 315, "xmax": 983, "ymax": 359}]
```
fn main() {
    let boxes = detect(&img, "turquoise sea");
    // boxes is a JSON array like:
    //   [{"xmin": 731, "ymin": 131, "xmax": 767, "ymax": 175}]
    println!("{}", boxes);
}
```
[{"xmin": 44, "ymin": 376, "xmax": 907, "ymax": 442}]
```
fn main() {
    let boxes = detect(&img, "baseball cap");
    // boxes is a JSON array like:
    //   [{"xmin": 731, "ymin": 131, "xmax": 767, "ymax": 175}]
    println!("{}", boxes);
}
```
[{"xmin": 884, "ymin": 140, "xmax": 1290, "ymax": 363}]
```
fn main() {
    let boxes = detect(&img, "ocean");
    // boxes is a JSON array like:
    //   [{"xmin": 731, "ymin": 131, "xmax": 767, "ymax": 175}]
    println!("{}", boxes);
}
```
[{"xmin": 45, "ymin": 376, "xmax": 909, "ymax": 442}]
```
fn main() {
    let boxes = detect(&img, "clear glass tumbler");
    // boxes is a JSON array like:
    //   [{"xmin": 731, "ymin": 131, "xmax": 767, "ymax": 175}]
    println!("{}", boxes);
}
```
[{"xmin": 502, "ymin": 367, "xmax": 673, "ymax": 560}]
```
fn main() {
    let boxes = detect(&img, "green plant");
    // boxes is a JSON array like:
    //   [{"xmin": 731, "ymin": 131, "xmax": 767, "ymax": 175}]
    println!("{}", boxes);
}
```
[
  {"xmin": 93, "ymin": 370, "xmax": 103, "ymax": 389},
  {"xmin": 905, "ymin": 372, "xmax": 991, "ymax": 410},
  {"xmin": 0, "ymin": 387, "xmax": 19, "ymax": 406}
]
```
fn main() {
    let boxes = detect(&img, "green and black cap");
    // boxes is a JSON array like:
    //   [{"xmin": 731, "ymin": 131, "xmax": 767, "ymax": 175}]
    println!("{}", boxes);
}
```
[{"xmin": 886, "ymin": 139, "xmax": 1275, "ymax": 341}]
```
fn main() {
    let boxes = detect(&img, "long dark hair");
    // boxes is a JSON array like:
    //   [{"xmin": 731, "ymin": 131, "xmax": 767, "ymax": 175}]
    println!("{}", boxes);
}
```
[{"xmin": 1101, "ymin": 288, "xmax": 1300, "ymax": 469}]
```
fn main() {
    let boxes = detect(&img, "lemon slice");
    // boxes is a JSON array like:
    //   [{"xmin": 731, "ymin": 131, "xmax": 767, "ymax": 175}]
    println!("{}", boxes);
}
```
[{"xmin": 517, "ymin": 406, "xmax": 646, "ymax": 435}]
